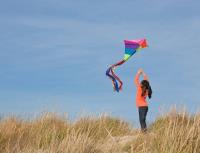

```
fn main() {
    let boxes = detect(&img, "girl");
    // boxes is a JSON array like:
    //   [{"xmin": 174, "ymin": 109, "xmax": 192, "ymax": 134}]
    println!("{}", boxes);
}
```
[{"xmin": 134, "ymin": 68, "xmax": 152, "ymax": 132}]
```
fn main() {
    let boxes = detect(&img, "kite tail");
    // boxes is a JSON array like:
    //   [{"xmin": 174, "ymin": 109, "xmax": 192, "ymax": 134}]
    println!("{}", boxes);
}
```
[
  {"xmin": 106, "ymin": 59, "xmax": 126, "ymax": 92},
  {"xmin": 106, "ymin": 67, "xmax": 119, "ymax": 92},
  {"xmin": 111, "ymin": 68, "xmax": 123, "ymax": 90},
  {"xmin": 111, "ymin": 60, "xmax": 125, "ymax": 67}
]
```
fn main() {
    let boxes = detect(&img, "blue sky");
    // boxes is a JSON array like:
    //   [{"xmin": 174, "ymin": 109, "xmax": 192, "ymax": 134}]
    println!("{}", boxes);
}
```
[{"xmin": 0, "ymin": 0, "xmax": 200, "ymax": 125}]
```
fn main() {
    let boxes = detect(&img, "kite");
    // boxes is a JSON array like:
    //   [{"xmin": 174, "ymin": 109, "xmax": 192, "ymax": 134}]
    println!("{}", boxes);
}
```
[{"xmin": 106, "ymin": 39, "xmax": 148, "ymax": 92}]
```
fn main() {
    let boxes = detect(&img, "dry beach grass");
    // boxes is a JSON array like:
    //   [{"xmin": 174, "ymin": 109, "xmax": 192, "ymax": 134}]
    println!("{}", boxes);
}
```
[{"xmin": 0, "ymin": 109, "xmax": 200, "ymax": 153}]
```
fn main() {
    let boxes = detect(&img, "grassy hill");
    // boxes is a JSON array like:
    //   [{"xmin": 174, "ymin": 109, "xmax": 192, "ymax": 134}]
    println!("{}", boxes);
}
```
[{"xmin": 0, "ymin": 109, "xmax": 200, "ymax": 153}]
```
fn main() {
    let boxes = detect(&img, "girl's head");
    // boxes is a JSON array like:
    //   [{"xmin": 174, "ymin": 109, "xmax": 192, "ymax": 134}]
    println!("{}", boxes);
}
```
[{"xmin": 141, "ymin": 80, "xmax": 152, "ymax": 99}]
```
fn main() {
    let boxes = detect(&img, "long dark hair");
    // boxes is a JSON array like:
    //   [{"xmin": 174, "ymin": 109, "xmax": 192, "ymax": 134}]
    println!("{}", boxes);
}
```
[{"xmin": 141, "ymin": 80, "xmax": 152, "ymax": 99}]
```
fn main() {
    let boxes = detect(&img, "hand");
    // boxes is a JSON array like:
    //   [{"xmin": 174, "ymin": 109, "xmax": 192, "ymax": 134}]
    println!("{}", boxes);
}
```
[{"xmin": 137, "ymin": 68, "xmax": 143, "ymax": 74}]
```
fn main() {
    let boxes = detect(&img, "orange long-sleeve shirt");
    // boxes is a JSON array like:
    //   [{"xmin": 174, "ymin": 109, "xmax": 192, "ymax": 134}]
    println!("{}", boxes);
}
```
[{"xmin": 134, "ymin": 73, "xmax": 149, "ymax": 107}]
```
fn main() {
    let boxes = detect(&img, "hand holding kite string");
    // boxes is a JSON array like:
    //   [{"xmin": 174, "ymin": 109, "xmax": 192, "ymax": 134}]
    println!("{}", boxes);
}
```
[{"xmin": 106, "ymin": 39, "xmax": 148, "ymax": 92}]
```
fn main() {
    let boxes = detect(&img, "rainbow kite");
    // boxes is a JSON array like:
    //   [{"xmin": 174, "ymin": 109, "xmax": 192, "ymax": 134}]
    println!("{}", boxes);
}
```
[{"xmin": 106, "ymin": 39, "xmax": 148, "ymax": 92}]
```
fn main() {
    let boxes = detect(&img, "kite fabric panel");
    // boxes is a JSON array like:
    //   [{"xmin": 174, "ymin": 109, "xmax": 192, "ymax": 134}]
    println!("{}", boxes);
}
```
[{"xmin": 106, "ymin": 39, "xmax": 148, "ymax": 92}]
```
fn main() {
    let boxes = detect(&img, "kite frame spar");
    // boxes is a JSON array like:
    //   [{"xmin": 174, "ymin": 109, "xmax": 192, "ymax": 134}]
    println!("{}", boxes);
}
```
[{"xmin": 106, "ymin": 39, "xmax": 148, "ymax": 92}]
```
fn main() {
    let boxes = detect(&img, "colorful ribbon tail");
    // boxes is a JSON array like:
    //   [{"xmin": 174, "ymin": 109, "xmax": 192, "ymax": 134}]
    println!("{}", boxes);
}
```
[
  {"xmin": 111, "ymin": 59, "xmax": 126, "ymax": 67},
  {"xmin": 111, "ymin": 59, "xmax": 126, "ymax": 90},
  {"xmin": 111, "ymin": 67, "xmax": 123, "ymax": 91},
  {"xmin": 106, "ymin": 67, "xmax": 119, "ymax": 92}
]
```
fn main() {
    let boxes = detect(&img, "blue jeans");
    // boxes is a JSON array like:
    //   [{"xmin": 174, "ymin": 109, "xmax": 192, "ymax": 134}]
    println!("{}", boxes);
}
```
[{"xmin": 138, "ymin": 106, "xmax": 148, "ymax": 131}]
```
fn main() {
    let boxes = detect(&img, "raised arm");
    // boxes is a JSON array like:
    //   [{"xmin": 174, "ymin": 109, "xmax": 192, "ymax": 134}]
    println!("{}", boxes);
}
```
[
  {"xmin": 134, "ymin": 69, "xmax": 142, "ymax": 87},
  {"xmin": 142, "ymin": 71, "xmax": 149, "ymax": 81},
  {"xmin": 134, "ymin": 69, "xmax": 149, "ymax": 87}
]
